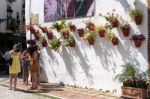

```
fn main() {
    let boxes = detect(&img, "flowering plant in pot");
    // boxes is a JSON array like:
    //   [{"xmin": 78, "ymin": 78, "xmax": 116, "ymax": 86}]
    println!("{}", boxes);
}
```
[
  {"xmin": 103, "ymin": 10, "xmax": 119, "ymax": 27},
  {"xmin": 85, "ymin": 21, "xmax": 95, "ymax": 31},
  {"xmin": 120, "ymin": 22, "xmax": 130, "ymax": 37},
  {"xmin": 65, "ymin": 36, "xmax": 76, "ymax": 47},
  {"xmin": 130, "ymin": 9, "xmax": 143, "ymax": 25},
  {"xmin": 51, "ymin": 20, "xmax": 66, "ymax": 32},
  {"xmin": 77, "ymin": 28, "xmax": 85, "ymax": 37},
  {"xmin": 68, "ymin": 22, "xmax": 76, "ymax": 32},
  {"xmin": 96, "ymin": 25, "xmax": 106, "ymax": 37},
  {"xmin": 131, "ymin": 34, "xmax": 145, "ymax": 47},
  {"xmin": 84, "ymin": 32, "xmax": 96, "ymax": 45},
  {"xmin": 40, "ymin": 27, "xmax": 53, "ymax": 40},
  {"xmin": 50, "ymin": 38, "xmax": 61, "ymax": 51},
  {"xmin": 115, "ymin": 63, "xmax": 148, "ymax": 99},
  {"xmin": 105, "ymin": 32, "xmax": 119, "ymax": 45},
  {"xmin": 60, "ymin": 27, "xmax": 70, "ymax": 39}
]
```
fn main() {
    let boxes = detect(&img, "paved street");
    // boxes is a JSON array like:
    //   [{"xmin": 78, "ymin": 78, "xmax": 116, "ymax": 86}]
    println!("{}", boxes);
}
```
[{"xmin": 0, "ymin": 76, "xmax": 58, "ymax": 99}]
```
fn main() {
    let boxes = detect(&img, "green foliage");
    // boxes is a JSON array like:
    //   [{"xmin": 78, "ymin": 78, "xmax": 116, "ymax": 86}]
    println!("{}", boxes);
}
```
[
  {"xmin": 96, "ymin": 25, "xmax": 106, "ymax": 31},
  {"xmin": 84, "ymin": 32, "xmax": 96, "ymax": 41},
  {"xmin": 115, "ymin": 63, "xmax": 148, "ymax": 89},
  {"xmin": 130, "ymin": 9, "xmax": 143, "ymax": 17},
  {"xmin": 50, "ymin": 39, "xmax": 61, "ymax": 51},
  {"xmin": 65, "ymin": 36, "xmax": 76, "ymax": 47}
]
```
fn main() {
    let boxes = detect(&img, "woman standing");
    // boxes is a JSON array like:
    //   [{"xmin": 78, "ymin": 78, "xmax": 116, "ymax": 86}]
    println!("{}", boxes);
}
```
[
  {"xmin": 27, "ymin": 46, "xmax": 39, "ymax": 90},
  {"xmin": 9, "ymin": 44, "xmax": 21, "ymax": 90}
]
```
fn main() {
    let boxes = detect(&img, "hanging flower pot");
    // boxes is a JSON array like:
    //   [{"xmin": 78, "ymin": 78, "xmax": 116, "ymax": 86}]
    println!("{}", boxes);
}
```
[
  {"xmin": 42, "ymin": 39, "xmax": 47, "ymax": 47},
  {"xmin": 69, "ymin": 25, "xmax": 76, "ymax": 32},
  {"xmin": 111, "ymin": 20, "xmax": 119, "ymax": 27},
  {"xmin": 60, "ymin": 28, "xmax": 70, "ymax": 39},
  {"xmin": 99, "ymin": 30, "xmax": 106, "ymax": 37},
  {"xmin": 111, "ymin": 37, "xmax": 119, "ymax": 45},
  {"xmin": 120, "ymin": 23, "xmax": 130, "ymax": 37},
  {"xmin": 47, "ymin": 32, "xmax": 53, "ymax": 40},
  {"xmin": 130, "ymin": 9, "xmax": 143, "ymax": 25},
  {"xmin": 135, "ymin": 16, "xmax": 143, "ymax": 25},
  {"xmin": 84, "ymin": 32, "xmax": 96, "ymax": 45},
  {"xmin": 88, "ymin": 39, "xmax": 95, "ymax": 45},
  {"xmin": 134, "ymin": 40, "xmax": 142, "ymax": 47},
  {"xmin": 78, "ymin": 28, "xmax": 84, "ymax": 37},
  {"xmin": 86, "ymin": 21, "xmax": 95, "ymax": 31},
  {"xmin": 66, "ymin": 36, "xmax": 76, "ymax": 47},
  {"xmin": 131, "ymin": 34, "xmax": 145, "ymax": 48}
]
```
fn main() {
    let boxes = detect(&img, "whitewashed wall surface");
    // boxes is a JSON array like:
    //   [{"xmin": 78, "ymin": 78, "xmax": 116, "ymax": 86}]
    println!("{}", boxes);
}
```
[{"xmin": 25, "ymin": 0, "xmax": 148, "ymax": 95}]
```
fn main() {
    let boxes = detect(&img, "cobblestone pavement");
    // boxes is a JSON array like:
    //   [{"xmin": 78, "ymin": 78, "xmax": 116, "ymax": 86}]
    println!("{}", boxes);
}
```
[{"xmin": 0, "ymin": 85, "xmax": 59, "ymax": 99}]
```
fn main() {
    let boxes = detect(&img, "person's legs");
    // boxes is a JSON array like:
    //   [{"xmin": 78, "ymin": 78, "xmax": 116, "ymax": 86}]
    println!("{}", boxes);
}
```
[
  {"xmin": 9, "ymin": 74, "xmax": 14, "ymax": 90},
  {"xmin": 14, "ymin": 73, "xmax": 18, "ymax": 90}
]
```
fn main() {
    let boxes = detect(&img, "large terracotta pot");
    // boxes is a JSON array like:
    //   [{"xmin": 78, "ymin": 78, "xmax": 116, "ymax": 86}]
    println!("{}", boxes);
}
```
[
  {"xmin": 121, "ymin": 86, "xmax": 147, "ymax": 99},
  {"xmin": 134, "ymin": 39, "xmax": 142, "ymax": 47},
  {"xmin": 122, "ymin": 27, "xmax": 130, "ymax": 37},
  {"xmin": 78, "ymin": 29, "xmax": 84, "ymax": 37},
  {"xmin": 135, "ymin": 16, "xmax": 142, "ymax": 25}
]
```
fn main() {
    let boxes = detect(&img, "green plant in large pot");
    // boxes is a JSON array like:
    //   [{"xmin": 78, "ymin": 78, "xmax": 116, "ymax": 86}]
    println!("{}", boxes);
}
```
[
  {"xmin": 115, "ymin": 63, "xmax": 148, "ymax": 99},
  {"xmin": 131, "ymin": 34, "xmax": 145, "ymax": 48},
  {"xmin": 130, "ymin": 9, "xmax": 143, "ymax": 25},
  {"xmin": 65, "ymin": 36, "xmax": 76, "ymax": 47},
  {"xmin": 50, "ymin": 38, "xmax": 61, "ymax": 51},
  {"xmin": 84, "ymin": 32, "xmax": 96, "ymax": 45}
]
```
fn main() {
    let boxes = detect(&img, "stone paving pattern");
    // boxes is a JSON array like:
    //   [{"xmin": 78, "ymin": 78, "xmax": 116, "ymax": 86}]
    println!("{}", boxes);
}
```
[{"xmin": 0, "ymin": 77, "xmax": 120, "ymax": 99}]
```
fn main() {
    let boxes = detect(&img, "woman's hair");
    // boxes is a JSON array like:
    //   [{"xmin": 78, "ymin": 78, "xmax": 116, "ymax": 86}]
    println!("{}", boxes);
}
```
[
  {"xmin": 27, "ymin": 45, "xmax": 37, "ymax": 56},
  {"xmin": 13, "ymin": 44, "xmax": 20, "ymax": 52}
]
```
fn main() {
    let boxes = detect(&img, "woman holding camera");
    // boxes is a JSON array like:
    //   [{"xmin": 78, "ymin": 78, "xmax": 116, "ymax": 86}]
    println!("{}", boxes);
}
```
[{"xmin": 9, "ymin": 44, "xmax": 21, "ymax": 90}]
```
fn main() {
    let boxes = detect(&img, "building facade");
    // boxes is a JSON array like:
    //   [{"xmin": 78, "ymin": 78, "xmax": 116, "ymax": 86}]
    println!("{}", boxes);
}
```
[{"xmin": 25, "ymin": 0, "xmax": 148, "ymax": 95}]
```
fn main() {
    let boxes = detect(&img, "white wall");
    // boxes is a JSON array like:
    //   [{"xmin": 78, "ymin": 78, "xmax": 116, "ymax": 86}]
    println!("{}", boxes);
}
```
[
  {"xmin": 25, "ymin": 0, "xmax": 148, "ymax": 95},
  {"xmin": 0, "ymin": 0, "xmax": 23, "ymax": 33}
]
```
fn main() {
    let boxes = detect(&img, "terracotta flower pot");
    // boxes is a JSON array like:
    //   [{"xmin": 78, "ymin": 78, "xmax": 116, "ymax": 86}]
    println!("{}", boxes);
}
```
[
  {"xmin": 111, "ymin": 20, "xmax": 119, "ymax": 27},
  {"xmin": 135, "ymin": 16, "xmax": 142, "ymax": 25},
  {"xmin": 88, "ymin": 39, "xmax": 95, "ymax": 45},
  {"xmin": 47, "ymin": 32, "xmax": 53, "ymax": 40},
  {"xmin": 122, "ymin": 27, "xmax": 130, "ymax": 37},
  {"xmin": 42, "ymin": 40, "xmax": 47, "ymax": 47},
  {"xmin": 70, "ymin": 42, "xmax": 76, "ymax": 47},
  {"xmin": 63, "ymin": 32, "xmax": 69, "ymax": 39},
  {"xmin": 99, "ymin": 30, "xmax": 106, "ymax": 37},
  {"xmin": 112, "ymin": 38, "xmax": 119, "ymax": 45},
  {"xmin": 87, "ymin": 23, "xmax": 95, "ymax": 31},
  {"xmin": 78, "ymin": 29, "xmax": 84, "ymax": 37},
  {"xmin": 134, "ymin": 40, "xmax": 142, "ymax": 47},
  {"xmin": 69, "ymin": 25, "xmax": 76, "ymax": 32}
]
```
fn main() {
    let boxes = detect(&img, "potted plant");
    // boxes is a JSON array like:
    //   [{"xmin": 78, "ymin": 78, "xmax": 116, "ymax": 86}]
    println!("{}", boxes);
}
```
[
  {"xmin": 77, "ymin": 28, "xmax": 85, "ymax": 37},
  {"xmin": 96, "ymin": 25, "xmax": 106, "ymax": 37},
  {"xmin": 85, "ymin": 21, "xmax": 95, "ymax": 31},
  {"xmin": 68, "ymin": 22, "xmax": 76, "ymax": 32},
  {"xmin": 120, "ymin": 22, "xmax": 130, "ymax": 37},
  {"xmin": 41, "ymin": 39, "xmax": 47, "ymax": 47},
  {"xmin": 105, "ymin": 32, "xmax": 119, "ymax": 45},
  {"xmin": 65, "ymin": 36, "xmax": 76, "ymax": 47},
  {"xmin": 40, "ymin": 27, "xmax": 53, "ymax": 40},
  {"xmin": 104, "ymin": 10, "xmax": 119, "ymax": 27},
  {"xmin": 60, "ymin": 27, "xmax": 70, "ymax": 39},
  {"xmin": 131, "ymin": 34, "xmax": 145, "ymax": 47},
  {"xmin": 51, "ymin": 20, "xmax": 66, "ymax": 32},
  {"xmin": 130, "ymin": 9, "xmax": 143, "ymax": 25},
  {"xmin": 115, "ymin": 63, "xmax": 148, "ymax": 99},
  {"xmin": 84, "ymin": 32, "xmax": 96, "ymax": 45},
  {"xmin": 50, "ymin": 38, "xmax": 61, "ymax": 51}
]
